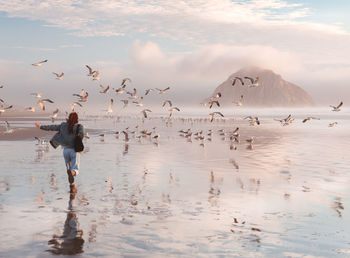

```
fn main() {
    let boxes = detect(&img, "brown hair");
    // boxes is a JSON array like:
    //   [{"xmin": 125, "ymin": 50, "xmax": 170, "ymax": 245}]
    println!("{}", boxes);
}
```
[{"xmin": 67, "ymin": 112, "xmax": 79, "ymax": 133}]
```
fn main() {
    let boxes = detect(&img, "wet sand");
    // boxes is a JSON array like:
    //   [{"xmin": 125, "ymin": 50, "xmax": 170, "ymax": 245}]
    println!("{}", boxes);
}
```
[{"xmin": 0, "ymin": 114, "xmax": 349, "ymax": 257}]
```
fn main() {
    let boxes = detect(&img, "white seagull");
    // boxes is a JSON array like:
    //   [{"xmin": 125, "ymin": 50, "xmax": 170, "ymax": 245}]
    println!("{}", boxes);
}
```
[
  {"xmin": 168, "ymin": 107, "xmax": 180, "ymax": 117},
  {"xmin": 209, "ymin": 112, "xmax": 224, "ymax": 122},
  {"xmin": 4, "ymin": 121, "xmax": 14, "ymax": 134},
  {"xmin": 330, "ymin": 101, "xmax": 343, "ymax": 112},
  {"xmin": 53, "ymin": 72, "xmax": 64, "ymax": 80},
  {"xmin": 32, "ymin": 59, "xmax": 48, "ymax": 66}
]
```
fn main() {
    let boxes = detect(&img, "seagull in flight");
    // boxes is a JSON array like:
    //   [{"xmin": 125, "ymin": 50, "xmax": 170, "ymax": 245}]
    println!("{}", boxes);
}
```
[
  {"xmin": 244, "ymin": 76, "xmax": 260, "ymax": 87},
  {"xmin": 145, "ymin": 89, "xmax": 153, "ymax": 95},
  {"xmin": 209, "ymin": 112, "xmax": 224, "ymax": 122},
  {"xmin": 86, "ymin": 65, "xmax": 99, "ymax": 77},
  {"xmin": 156, "ymin": 87, "xmax": 170, "ymax": 94},
  {"xmin": 99, "ymin": 84, "xmax": 110, "ymax": 94},
  {"xmin": 330, "ymin": 101, "xmax": 343, "ymax": 112},
  {"xmin": 141, "ymin": 109, "xmax": 152, "ymax": 118},
  {"xmin": 274, "ymin": 114, "xmax": 293, "ymax": 126},
  {"xmin": 133, "ymin": 97, "xmax": 144, "ymax": 106},
  {"xmin": 302, "ymin": 117, "xmax": 320, "ymax": 123},
  {"xmin": 168, "ymin": 107, "xmax": 180, "ymax": 117},
  {"xmin": 31, "ymin": 92, "xmax": 43, "ymax": 99},
  {"xmin": 32, "ymin": 59, "xmax": 48, "ymax": 66},
  {"xmin": 244, "ymin": 116, "xmax": 260, "ymax": 126},
  {"xmin": 0, "ymin": 105, "xmax": 13, "ymax": 115},
  {"xmin": 162, "ymin": 100, "xmax": 172, "ymax": 107},
  {"xmin": 37, "ymin": 99, "xmax": 54, "ymax": 111},
  {"xmin": 51, "ymin": 109, "xmax": 59, "ymax": 122},
  {"xmin": 329, "ymin": 122, "xmax": 338, "ymax": 127},
  {"xmin": 208, "ymin": 100, "xmax": 220, "ymax": 108},
  {"xmin": 232, "ymin": 77, "xmax": 244, "ymax": 86},
  {"xmin": 53, "ymin": 72, "xmax": 64, "ymax": 80},
  {"xmin": 120, "ymin": 99, "xmax": 129, "ymax": 108},
  {"xmin": 70, "ymin": 102, "xmax": 82, "ymax": 111},
  {"xmin": 121, "ymin": 78, "xmax": 131, "ymax": 86}
]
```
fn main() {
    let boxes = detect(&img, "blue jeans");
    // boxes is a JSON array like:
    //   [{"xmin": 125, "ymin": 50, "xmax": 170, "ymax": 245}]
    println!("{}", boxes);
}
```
[{"xmin": 63, "ymin": 148, "xmax": 80, "ymax": 174}]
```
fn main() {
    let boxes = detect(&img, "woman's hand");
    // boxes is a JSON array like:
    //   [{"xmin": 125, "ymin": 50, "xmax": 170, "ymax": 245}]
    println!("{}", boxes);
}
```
[{"xmin": 35, "ymin": 122, "xmax": 40, "ymax": 128}]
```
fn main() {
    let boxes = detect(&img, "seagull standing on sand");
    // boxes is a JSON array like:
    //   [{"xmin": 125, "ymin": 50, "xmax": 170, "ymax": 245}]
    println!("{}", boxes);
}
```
[
  {"xmin": 3, "ymin": 121, "xmax": 14, "ymax": 134},
  {"xmin": 330, "ymin": 101, "xmax": 343, "ymax": 112},
  {"xmin": 32, "ymin": 59, "xmax": 48, "ymax": 66},
  {"xmin": 107, "ymin": 99, "xmax": 114, "ymax": 115}
]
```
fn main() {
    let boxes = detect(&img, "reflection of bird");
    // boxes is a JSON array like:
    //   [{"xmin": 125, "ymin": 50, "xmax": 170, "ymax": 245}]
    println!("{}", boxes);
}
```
[
  {"xmin": 37, "ymin": 99, "xmax": 54, "ymax": 111},
  {"xmin": 302, "ymin": 117, "xmax": 320, "ymax": 123},
  {"xmin": 244, "ymin": 76, "xmax": 259, "ymax": 87},
  {"xmin": 232, "ymin": 77, "xmax": 244, "ymax": 86},
  {"xmin": 141, "ymin": 109, "xmax": 152, "ymax": 118},
  {"xmin": 168, "ymin": 107, "xmax": 180, "ymax": 117},
  {"xmin": 330, "ymin": 101, "xmax": 343, "ymax": 112},
  {"xmin": 209, "ymin": 112, "xmax": 224, "ymax": 122},
  {"xmin": 32, "ymin": 59, "xmax": 48, "ymax": 66},
  {"xmin": 156, "ymin": 87, "xmax": 170, "ymax": 94},
  {"xmin": 53, "ymin": 72, "xmax": 64, "ymax": 80},
  {"xmin": 99, "ymin": 85, "xmax": 110, "ymax": 94}
]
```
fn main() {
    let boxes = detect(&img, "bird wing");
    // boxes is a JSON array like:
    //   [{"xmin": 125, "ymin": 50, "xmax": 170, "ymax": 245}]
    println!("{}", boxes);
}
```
[
  {"xmin": 53, "ymin": 72, "xmax": 59, "ymax": 77},
  {"xmin": 86, "ymin": 65, "xmax": 93, "ymax": 74},
  {"xmin": 337, "ymin": 101, "xmax": 343, "ymax": 109},
  {"xmin": 244, "ymin": 77, "xmax": 254, "ymax": 84}
]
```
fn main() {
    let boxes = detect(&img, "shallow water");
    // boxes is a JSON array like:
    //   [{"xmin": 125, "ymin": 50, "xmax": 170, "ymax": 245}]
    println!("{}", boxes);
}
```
[{"xmin": 0, "ymin": 111, "xmax": 350, "ymax": 257}]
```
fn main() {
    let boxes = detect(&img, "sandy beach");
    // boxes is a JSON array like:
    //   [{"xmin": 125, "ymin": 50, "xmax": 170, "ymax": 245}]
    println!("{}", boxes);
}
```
[{"xmin": 0, "ymin": 111, "xmax": 349, "ymax": 257}]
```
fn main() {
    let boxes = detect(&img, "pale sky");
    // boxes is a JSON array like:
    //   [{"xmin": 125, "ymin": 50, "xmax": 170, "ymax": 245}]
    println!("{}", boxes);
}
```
[{"xmin": 0, "ymin": 0, "xmax": 350, "ymax": 111}]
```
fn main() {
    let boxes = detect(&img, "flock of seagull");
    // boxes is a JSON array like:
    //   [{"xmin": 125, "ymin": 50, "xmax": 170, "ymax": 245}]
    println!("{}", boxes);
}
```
[{"xmin": 0, "ymin": 59, "xmax": 345, "ymax": 135}]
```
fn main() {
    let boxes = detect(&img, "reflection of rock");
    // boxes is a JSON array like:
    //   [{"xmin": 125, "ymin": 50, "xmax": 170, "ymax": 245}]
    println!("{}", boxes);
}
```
[{"xmin": 204, "ymin": 66, "xmax": 315, "ymax": 107}]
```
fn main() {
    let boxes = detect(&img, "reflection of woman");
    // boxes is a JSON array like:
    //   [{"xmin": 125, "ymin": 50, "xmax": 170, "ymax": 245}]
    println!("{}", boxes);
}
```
[
  {"xmin": 36, "ymin": 112, "xmax": 84, "ymax": 191},
  {"xmin": 47, "ymin": 191, "xmax": 84, "ymax": 255}
]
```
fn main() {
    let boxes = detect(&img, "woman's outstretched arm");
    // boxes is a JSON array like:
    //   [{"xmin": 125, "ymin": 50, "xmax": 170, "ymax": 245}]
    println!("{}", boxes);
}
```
[{"xmin": 35, "ymin": 122, "xmax": 61, "ymax": 131}]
